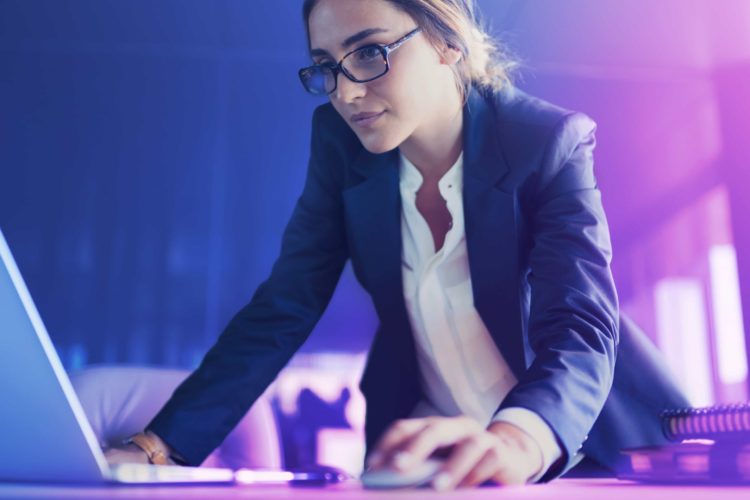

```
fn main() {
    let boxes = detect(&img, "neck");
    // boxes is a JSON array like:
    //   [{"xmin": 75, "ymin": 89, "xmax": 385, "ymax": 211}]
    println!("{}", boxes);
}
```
[{"xmin": 399, "ymin": 94, "xmax": 464, "ymax": 182}]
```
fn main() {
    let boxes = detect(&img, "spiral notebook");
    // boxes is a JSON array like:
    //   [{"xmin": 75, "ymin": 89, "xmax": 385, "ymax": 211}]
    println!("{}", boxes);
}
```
[
  {"xmin": 618, "ymin": 402, "xmax": 750, "ymax": 484},
  {"xmin": 661, "ymin": 403, "xmax": 750, "ymax": 442}
]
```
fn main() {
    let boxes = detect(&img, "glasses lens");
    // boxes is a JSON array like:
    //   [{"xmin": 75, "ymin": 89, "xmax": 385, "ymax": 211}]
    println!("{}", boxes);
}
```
[
  {"xmin": 342, "ymin": 46, "xmax": 387, "ymax": 82},
  {"xmin": 299, "ymin": 65, "xmax": 336, "ymax": 95}
]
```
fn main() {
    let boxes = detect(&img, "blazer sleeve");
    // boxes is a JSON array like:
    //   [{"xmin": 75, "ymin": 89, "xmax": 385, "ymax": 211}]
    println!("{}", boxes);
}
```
[
  {"xmin": 496, "ymin": 112, "xmax": 619, "ymax": 481},
  {"xmin": 146, "ymin": 106, "xmax": 349, "ymax": 465}
]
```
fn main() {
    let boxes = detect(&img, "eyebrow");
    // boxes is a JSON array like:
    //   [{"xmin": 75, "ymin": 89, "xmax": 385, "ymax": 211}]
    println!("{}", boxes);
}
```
[{"xmin": 310, "ymin": 27, "xmax": 390, "ymax": 58}]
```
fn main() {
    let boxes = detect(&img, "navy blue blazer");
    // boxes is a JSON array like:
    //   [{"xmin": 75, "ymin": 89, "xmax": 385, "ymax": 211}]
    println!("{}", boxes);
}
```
[{"xmin": 148, "ymin": 84, "xmax": 689, "ymax": 480}]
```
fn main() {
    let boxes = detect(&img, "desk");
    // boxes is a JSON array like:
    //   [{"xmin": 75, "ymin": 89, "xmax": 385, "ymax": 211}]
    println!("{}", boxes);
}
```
[{"xmin": 0, "ymin": 479, "xmax": 749, "ymax": 499}]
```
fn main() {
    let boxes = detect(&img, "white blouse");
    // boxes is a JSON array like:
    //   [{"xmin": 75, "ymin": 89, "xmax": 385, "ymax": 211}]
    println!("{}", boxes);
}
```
[{"xmin": 398, "ymin": 149, "xmax": 561, "ymax": 482}]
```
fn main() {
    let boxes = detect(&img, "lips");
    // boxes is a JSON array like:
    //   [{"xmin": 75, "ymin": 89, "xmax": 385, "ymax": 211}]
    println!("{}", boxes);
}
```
[{"xmin": 352, "ymin": 111, "xmax": 385, "ymax": 123}]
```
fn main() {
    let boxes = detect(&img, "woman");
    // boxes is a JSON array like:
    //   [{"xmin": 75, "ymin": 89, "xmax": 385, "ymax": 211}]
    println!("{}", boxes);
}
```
[{"xmin": 110, "ymin": 0, "xmax": 688, "ymax": 489}]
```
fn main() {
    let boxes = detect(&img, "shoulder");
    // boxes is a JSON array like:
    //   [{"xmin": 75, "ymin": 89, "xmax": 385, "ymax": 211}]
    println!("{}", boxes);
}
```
[
  {"xmin": 310, "ymin": 102, "xmax": 362, "ymax": 161},
  {"xmin": 481, "ymin": 83, "xmax": 596, "ymax": 153},
  {"xmin": 475, "ymin": 84, "xmax": 598, "ymax": 194},
  {"xmin": 301, "ymin": 102, "xmax": 363, "ymax": 190}
]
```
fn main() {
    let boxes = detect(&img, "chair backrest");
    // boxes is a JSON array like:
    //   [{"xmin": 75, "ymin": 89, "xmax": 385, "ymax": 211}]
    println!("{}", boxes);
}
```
[{"xmin": 69, "ymin": 365, "xmax": 283, "ymax": 469}]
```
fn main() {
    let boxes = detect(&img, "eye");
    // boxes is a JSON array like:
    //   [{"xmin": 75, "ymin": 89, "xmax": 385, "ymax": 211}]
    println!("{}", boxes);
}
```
[
  {"xmin": 355, "ymin": 45, "xmax": 382, "ymax": 62},
  {"xmin": 312, "ymin": 55, "xmax": 334, "ymax": 65}
]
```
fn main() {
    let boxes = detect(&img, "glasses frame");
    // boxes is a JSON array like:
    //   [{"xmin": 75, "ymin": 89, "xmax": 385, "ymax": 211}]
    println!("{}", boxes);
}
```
[{"xmin": 299, "ymin": 27, "xmax": 423, "ymax": 95}]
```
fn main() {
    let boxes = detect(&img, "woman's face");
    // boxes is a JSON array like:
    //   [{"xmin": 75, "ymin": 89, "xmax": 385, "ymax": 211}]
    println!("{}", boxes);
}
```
[{"xmin": 307, "ymin": 0, "xmax": 458, "ymax": 154}]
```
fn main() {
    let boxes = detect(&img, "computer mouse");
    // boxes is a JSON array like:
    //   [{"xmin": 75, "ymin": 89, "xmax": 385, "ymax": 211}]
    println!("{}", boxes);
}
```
[{"xmin": 360, "ymin": 458, "xmax": 444, "ymax": 489}]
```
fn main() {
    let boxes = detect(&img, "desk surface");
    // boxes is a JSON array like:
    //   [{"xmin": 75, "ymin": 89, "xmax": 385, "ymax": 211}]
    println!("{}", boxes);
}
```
[{"xmin": 0, "ymin": 479, "xmax": 749, "ymax": 499}]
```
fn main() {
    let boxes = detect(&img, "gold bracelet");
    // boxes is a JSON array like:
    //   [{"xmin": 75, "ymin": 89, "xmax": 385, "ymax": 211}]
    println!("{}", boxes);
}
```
[{"xmin": 123, "ymin": 432, "xmax": 169, "ymax": 465}]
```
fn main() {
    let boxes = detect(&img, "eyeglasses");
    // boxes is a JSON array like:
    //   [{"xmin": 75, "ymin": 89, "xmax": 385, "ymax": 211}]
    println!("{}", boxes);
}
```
[{"xmin": 299, "ymin": 27, "xmax": 422, "ymax": 96}]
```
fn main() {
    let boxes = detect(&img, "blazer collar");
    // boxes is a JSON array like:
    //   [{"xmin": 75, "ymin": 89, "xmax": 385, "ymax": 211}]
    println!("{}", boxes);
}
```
[{"xmin": 462, "ymin": 84, "xmax": 510, "ymax": 186}]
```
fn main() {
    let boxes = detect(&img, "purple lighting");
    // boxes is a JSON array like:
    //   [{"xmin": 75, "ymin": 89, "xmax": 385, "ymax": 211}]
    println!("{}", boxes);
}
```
[
  {"xmin": 655, "ymin": 279, "xmax": 713, "ymax": 406},
  {"xmin": 709, "ymin": 245, "xmax": 748, "ymax": 385}
]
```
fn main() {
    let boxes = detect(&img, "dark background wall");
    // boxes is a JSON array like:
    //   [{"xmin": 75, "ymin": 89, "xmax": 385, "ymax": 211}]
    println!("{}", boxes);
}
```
[{"xmin": 1, "ymin": 1, "xmax": 748, "ymax": 400}]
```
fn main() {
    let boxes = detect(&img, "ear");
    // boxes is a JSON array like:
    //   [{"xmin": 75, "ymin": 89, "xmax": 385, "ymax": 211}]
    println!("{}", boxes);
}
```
[{"xmin": 439, "ymin": 45, "xmax": 462, "ymax": 65}]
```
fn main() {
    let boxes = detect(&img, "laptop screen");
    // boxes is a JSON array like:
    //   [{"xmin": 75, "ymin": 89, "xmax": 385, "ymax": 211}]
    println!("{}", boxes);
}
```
[{"xmin": 0, "ymin": 229, "xmax": 110, "ymax": 483}]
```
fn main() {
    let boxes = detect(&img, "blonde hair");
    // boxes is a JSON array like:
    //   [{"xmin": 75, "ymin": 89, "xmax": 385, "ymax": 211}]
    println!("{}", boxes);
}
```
[{"xmin": 302, "ymin": 0, "xmax": 519, "ymax": 105}]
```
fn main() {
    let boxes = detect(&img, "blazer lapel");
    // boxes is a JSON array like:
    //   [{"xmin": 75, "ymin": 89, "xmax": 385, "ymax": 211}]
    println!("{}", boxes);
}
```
[
  {"xmin": 462, "ymin": 86, "xmax": 526, "ymax": 376},
  {"xmin": 341, "ymin": 148, "xmax": 409, "ymax": 329}
]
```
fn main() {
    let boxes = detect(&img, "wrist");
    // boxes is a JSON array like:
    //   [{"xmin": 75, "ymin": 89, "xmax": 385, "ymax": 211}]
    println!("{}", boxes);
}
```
[
  {"xmin": 487, "ymin": 421, "xmax": 543, "ymax": 481},
  {"xmin": 123, "ymin": 431, "xmax": 180, "ymax": 466},
  {"xmin": 144, "ymin": 431, "xmax": 173, "ymax": 455}
]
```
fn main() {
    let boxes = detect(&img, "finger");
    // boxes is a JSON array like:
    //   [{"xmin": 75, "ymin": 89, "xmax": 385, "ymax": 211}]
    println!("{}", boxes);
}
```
[
  {"xmin": 490, "ymin": 461, "xmax": 532, "ymax": 486},
  {"xmin": 367, "ymin": 419, "xmax": 429, "ymax": 468},
  {"xmin": 398, "ymin": 417, "xmax": 481, "ymax": 470},
  {"xmin": 457, "ymin": 448, "xmax": 503, "ymax": 488},
  {"xmin": 432, "ymin": 434, "xmax": 494, "ymax": 491}
]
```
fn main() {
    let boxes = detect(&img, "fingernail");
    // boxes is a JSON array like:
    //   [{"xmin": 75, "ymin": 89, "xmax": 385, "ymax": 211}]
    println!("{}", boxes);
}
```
[
  {"xmin": 432, "ymin": 473, "xmax": 452, "ymax": 491},
  {"xmin": 394, "ymin": 451, "xmax": 413, "ymax": 469}
]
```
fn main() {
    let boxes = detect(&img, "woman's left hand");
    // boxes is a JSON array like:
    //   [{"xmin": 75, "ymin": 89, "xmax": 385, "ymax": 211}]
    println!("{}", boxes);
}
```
[{"xmin": 365, "ymin": 416, "xmax": 543, "ymax": 490}]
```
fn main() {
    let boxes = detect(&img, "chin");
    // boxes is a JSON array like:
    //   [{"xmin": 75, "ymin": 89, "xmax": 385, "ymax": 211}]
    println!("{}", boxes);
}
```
[{"xmin": 357, "ymin": 132, "xmax": 401, "ymax": 155}]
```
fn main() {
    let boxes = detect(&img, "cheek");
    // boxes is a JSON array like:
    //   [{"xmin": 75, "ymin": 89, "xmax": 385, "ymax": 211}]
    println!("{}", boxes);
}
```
[
  {"xmin": 372, "ymin": 76, "xmax": 422, "ymax": 125},
  {"xmin": 327, "ymin": 84, "xmax": 419, "ymax": 153},
  {"xmin": 381, "ymin": 66, "xmax": 435, "ymax": 122},
  {"xmin": 329, "ymin": 99, "xmax": 346, "ymax": 122}
]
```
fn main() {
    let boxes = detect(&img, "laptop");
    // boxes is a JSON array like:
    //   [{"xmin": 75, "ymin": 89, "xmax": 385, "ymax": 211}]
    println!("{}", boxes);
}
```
[{"xmin": 0, "ymin": 228, "xmax": 347, "ymax": 485}]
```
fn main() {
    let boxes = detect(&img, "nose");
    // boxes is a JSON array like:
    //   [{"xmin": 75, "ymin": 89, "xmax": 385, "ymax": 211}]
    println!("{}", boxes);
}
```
[{"xmin": 334, "ymin": 71, "xmax": 366, "ymax": 104}]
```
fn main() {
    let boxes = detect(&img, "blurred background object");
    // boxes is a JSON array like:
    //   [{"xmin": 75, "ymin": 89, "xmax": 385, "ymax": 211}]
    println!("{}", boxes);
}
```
[
  {"xmin": 1, "ymin": 0, "xmax": 749, "ymax": 475},
  {"xmin": 69, "ymin": 364, "xmax": 283, "ymax": 469}
]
